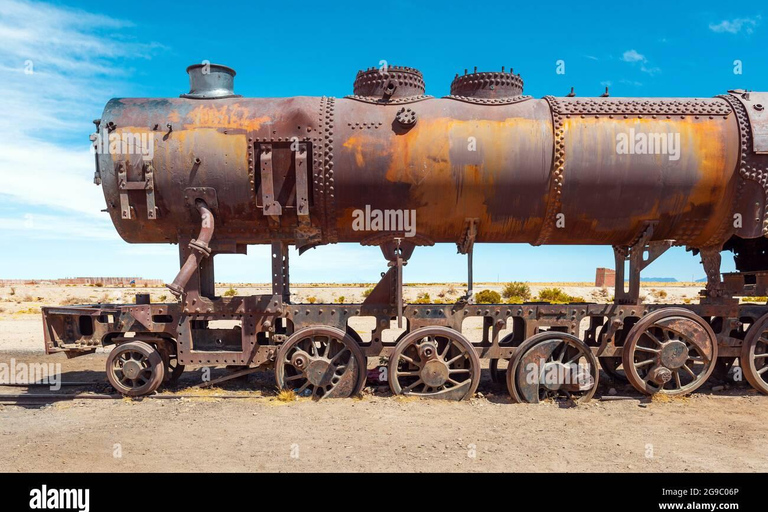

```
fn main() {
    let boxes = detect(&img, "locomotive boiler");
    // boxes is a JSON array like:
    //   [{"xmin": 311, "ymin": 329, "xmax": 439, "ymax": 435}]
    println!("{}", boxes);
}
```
[{"xmin": 42, "ymin": 63, "xmax": 768, "ymax": 402}]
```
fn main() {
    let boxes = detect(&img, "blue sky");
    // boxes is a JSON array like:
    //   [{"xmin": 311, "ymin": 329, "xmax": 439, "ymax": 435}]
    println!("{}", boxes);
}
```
[{"xmin": 0, "ymin": 0, "xmax": 765, "ymax": 283}]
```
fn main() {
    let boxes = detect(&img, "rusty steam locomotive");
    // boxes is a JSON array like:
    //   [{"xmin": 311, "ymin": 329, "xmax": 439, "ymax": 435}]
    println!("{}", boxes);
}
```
[{"xmin": 41, "ymin": 63, "xmax": 768, "ymax": 402}]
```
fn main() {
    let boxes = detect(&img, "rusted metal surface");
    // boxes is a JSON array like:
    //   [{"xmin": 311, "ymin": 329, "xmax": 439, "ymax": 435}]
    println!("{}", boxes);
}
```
[
  {"xmin": 39, "ymin": 63, "xmax": 768, "ymax": 400},
  {"xmin": 95, "ymin": 64, "xmax": 759, "ymax": 254}
]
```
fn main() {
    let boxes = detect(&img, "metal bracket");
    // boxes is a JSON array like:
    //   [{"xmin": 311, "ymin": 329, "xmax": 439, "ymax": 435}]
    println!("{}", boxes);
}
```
[
  {"xmin": 295, "ymin": 142, "xmax": 309, "ymax": 219},
  {"xmin": 457, "ymin": 218, "xmax": 479, "ymax": 301},
  {"xmin": 184, "ymin": 187, "xmax": 219, "ymax": 211},
  {"xmin": 613, "ymin": 223, "xmax": 673, "ymax": 305},
  {"xmin": 271, "ymin": 241, "xmax": 290, "ymax": 304},
  {"xmin": 117, "ymin": 160, "xmax": 156, "ymax": 220},
  {"xmin": 259, "ymin": 144, "xmax": 282, "ymax": 219}
]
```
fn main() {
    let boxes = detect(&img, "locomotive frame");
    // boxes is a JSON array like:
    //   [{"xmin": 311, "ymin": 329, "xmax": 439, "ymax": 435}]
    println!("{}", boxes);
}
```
[{"xmin": 40, "ymin": 225, "xmax": 768, "ymax": 401}]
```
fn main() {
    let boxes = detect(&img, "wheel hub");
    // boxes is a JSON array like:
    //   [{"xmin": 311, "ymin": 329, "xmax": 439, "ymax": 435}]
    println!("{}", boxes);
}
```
[
  {"xmin": 421, "ymin": 359, "xmax": 450, "ymax": 387},
  {"xmin": 660, "ymin": 340, "xmax": 689, "ymax": 369},
  {"xmin": 540, "ymin": 361, "xmax": 594, "ymax": 391},
  {"xmin": 122, "ymin": 360, "xmax": 143, "ymax": 380},
  {"xmin": 648, "ymin": 365, "xmax": 673, "ymax": 385},
  {"xmin": 305, "ymin": 359, "xmax": 334, "ymax": 387}
]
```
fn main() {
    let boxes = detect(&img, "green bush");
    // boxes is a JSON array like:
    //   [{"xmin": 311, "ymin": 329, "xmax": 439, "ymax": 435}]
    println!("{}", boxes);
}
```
[
  {"xmin": 537, "ymin": 287, "xmax": 584, "ymax": 304},
  {"xmin": 502, "ymin": 282, "xmax": 531, "ymax": 300},
  {"xmin": 475, "ymin": 289, "xmax": 501, "ymax": 304},
  {"xmin": 414, "ymin": 292, "xmax": 431, "ymax": 304},
  {"xmin": 223, "ymin": 286, "xmax": 237, "ymax": 297}
]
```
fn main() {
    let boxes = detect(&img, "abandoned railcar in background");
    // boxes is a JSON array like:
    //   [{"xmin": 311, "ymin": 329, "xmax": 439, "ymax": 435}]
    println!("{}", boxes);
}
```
[{"xmin": 42, "ymin": 63, "xmax": 768, "ymax": 401}]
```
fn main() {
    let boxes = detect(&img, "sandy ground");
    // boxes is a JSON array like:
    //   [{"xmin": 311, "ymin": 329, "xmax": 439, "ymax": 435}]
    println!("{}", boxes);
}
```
[{"xmin": 1, "ymin": 284, "xmax": 767, "ymax": 472}]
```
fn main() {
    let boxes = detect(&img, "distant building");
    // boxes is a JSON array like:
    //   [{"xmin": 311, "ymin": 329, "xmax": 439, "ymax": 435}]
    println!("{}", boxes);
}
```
[{"xmin": 595, "ymin": 268, "xmax": 615, "ymax": 288}]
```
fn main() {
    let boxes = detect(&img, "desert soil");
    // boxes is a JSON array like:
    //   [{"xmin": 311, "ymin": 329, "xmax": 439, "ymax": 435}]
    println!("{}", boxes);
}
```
[{"xmin": 1, "ymin": 283, "xmax": 767, "ymax": 472}]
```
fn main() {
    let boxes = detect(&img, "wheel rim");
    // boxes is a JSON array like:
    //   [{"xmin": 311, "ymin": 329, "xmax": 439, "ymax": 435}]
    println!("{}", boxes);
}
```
[
  {"xmin": 507, "ymin": 332, "xmax": 599, "ymax": 403},
  {"xmin": 166, "ymin": 356, "xmax": 185, "ymax": 384},
  {"xmin": 106, "ymin": 341, "xmax": 164, "ymax": 396},
  {"xmin": 275, "ymin": 327, "xmax": 366, "ymax": 399},
  {"xmin": 389, "ymin": 327, "xmax": 480, "ymax": 400},
  {"xmin": 741, "ymin": 314, "xmax": 768, "ymax": 395},
  {"xmin": 622, "ymin": 309, "xmax": 717, "ymax": 395}
]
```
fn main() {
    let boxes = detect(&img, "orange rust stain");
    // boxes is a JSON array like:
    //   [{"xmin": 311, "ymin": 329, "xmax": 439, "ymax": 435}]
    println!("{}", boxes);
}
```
[
  {"xmin": 184, "ymin": 103, "xmax": 270, "ymax": 131},
  {"xmin": 375, "ymin": 116, "xmax": 545, "ymax": 239},
  {"xmin": 167, "ymin": 111, "xmax": 181, "ymax": 123},
  {"xmin": 342, "ymin": 134, "xmax": 391, "ymax": 168},
  {"xmin": 562, "ymin": 116, "xmax": 737, "ymax": 243}
]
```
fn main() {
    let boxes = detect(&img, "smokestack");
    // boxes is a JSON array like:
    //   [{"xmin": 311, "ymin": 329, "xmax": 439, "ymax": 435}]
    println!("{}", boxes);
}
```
[{"xmin": 181, "ymin": 63, "xmax": 240, "ymax": 99}]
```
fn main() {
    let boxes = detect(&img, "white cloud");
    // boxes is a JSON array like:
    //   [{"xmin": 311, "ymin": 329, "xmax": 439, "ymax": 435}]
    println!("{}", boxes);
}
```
[
  {"xmin": 0, "ymin": 0, "xmax": 163, "ymax": 215},
  {"xmin": 620, "ymin": 49, "xmax": 660, "ymax": 76},
  {"xmin": 621, "ymin": 49, "xmax": 646, "ymax": 63},
  {"xmin": 709, "ymin": 16, "xmax": 761, "ymax": 34}
]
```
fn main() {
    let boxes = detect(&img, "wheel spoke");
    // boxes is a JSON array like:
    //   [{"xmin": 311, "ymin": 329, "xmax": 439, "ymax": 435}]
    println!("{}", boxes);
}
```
[
  {"xmin": 681, "ymin": 364, "xmax": 697, "ymax": 379},
  {"xmin": 557, "ymin": 341, "xmax": 568, "ymax": 362},
  {"xmin": 634, "ymin": 359, "xmax": 655, "ymax": 369},
  {"xmin": 446, "ymin": 352, "xmax": 466, "ymax": 366},
  {"xmin": 329, "ymin": 347, "xmax": 350, "ymax": 364},
  {"xmin": 645, "ymin": 331, "xmax": 664, "ymax": 346},
  {"xmin": 565, "ymin": 350, "xmax": 584, "ymax": 365},
  {"xmin": 403, "ymin": 379, "xmax": 424, "ymax": 392},
  {"xmin": 635, "ymin": 345, "xmax": 660, "ymax": 354}
]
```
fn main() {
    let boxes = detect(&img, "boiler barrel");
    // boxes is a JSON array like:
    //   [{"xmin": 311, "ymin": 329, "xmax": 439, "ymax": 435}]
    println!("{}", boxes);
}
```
[{"xmin": 94, "ymin": 65, "xmax": 767, "ymax": 253}]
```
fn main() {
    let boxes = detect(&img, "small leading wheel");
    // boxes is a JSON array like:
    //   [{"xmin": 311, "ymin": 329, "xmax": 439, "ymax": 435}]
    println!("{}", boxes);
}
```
[
  {"xmin": 741, "ymin": 313, "xmax": 768, "ymax": 395},
  {"xmin": 507, "ymin": 332, "xmax": 599, "ymax": 403},
  {"xmin": 275, "ymin": 326, "xmax": 366, "ymax": 399},
  {"xmin": 389, "ymin": 326, "xmax": 480, "ymax": 400},
  {"xmin": 622, "ymin": 308, "xmax": 717, "ymax": 396},
  {"xmin": 106, "ymin": 341, "xmax": 165, "ymax": 397}
]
